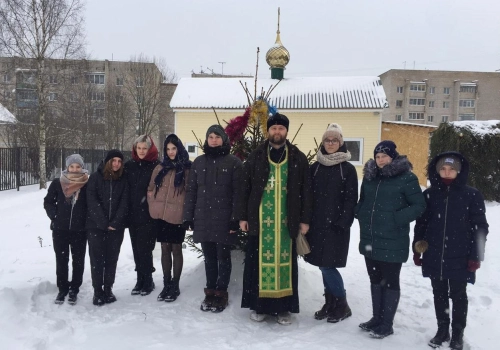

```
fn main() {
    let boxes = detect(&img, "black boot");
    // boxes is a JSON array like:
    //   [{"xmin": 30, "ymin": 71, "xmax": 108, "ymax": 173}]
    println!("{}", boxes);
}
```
[
  {"xmin": 211, "ymin": 290, "xmax": 229, "ymax": 313},
  {"xmin": 141, "ymin": 274, "xmax": 155, "ymax": 296},
  {"xmin": 54, "ymin": 289, "xmax": 68, "ymax": 305},
  {"xmin": 370, "ymin": 288, "xmax": 400, "ymax": 339},
  {"xmin": 104, "ymin": 286, "xmax": 117, "ymax": 304},
  {"xmin": 449, "ymin": 328, "xmax": 464, "ymax": 350},
  {"xmin": 131, "ymin": 272, "xmax": 144, "ymax": 295},
  {"xmin": 327, "ymin": 295, "xmax": 352, "ymax": 323},
  {"xmin": 157, "ymin": 277, "xmax": 172, "ymax": 301},
  {"xmin": 359, "ymin": 284, "xmax": 383, "ymax": 331},
  {"xmin": 67, "ymin": 289, "xmax": 79, "ymax": 305},
  {"xmin": 165, "ymin": 279, "xmax": 180, "ymax": 302},
  {"xmin": 93, "ymin": 288, "xmax": 105, "ymax": 306},
  {"xmin": 429, "ymin": 321, "xmax": 450, "ymax": 348},
  {"xmin": 314, "ymin": 290, "xmax": 335, "ymax": 320},
  {"xmin": 200, "ymin": 288, "xmax": 216, "ymax": 312}
]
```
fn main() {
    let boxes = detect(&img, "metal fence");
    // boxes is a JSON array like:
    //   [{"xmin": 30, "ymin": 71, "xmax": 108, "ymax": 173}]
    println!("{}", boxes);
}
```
[{"xmin": 0, "ymin": 147, "xmax": 132, "ymax": 191}]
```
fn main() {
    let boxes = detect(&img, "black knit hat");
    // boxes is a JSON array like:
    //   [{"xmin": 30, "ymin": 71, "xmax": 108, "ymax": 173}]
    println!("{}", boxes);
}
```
[
  {"xmin": 105, "ymin": 149, "xmax": 124, "ymax": 164},
  {"xmin": 267, "ymin": 113, "xmax": 289, "ymax": 131},
  {"xmin": 374, "ymin": 140, "xmax": 399, "ymax": 159},
  {"xmin": 206, "ymin": 124, "xmax": 229, "ymax": 145}
]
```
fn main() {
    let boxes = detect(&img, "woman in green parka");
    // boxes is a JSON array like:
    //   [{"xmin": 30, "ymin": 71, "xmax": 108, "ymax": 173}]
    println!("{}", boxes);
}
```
[{"xmin": 355, "ymin": 140, "xmax": 425, "ymax": 339}]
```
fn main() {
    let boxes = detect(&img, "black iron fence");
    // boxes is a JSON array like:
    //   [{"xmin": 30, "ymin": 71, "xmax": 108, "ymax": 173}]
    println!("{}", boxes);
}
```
[{"xmin": 0, "ymin": 147, "xmax": 132, "ymax": 191}]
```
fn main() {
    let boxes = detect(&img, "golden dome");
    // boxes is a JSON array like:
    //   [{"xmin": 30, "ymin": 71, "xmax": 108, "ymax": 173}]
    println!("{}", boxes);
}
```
[{"xmin": 266, "ymin": 32, "xmax": 290, "ymax": 69}]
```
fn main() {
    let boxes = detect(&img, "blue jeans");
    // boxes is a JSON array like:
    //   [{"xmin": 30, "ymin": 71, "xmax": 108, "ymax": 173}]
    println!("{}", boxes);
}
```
[{"xmin": 319, "ymin": 266, "xmax": 345, "ymax": 297}]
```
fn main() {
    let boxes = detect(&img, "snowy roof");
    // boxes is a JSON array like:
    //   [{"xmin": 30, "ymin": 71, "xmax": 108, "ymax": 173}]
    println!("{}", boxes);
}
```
[
  {"xmin": 451, "ymin": 120, "xmax": 500, "ymax": 136},
  {"xmin": 0, "ymin": 103, "xmax": 17, "ymax": 124},
  {"xmin": 383, "ymin": 121, "xmax": 437, "ymax": 128},
  {"xmin": 170, "ymin": 76, "xmax": 387, "ymax": 110}
]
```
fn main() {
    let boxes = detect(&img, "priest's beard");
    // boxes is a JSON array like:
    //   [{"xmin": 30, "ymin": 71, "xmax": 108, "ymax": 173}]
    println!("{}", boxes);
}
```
[{"xmin": 268, "ymin": 133, "xmax": 287, "ymax": 147}]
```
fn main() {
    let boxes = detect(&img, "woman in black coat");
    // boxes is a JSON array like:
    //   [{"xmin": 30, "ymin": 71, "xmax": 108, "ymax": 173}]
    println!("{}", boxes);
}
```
[
  {"xmin": 413, "ymin": 152, "xmax": 488, "ymax": 349},
  {"xmin": 86, "ymin": 149, "xmax": 129, "ymax": 306},
  {"xmin": 305, "ymin": 124, "xmax": 358, "ymax": 323},
  {"xmin": 183, "ymin": 125, "xmax": 242, "ymax": 313},
  {"xmin": 44, "ymin": 154, "xmax": 89, "ymax": 305},
  {"xmin": 124, "ymin": 135, "xmax": 159, "ymax": 296}
]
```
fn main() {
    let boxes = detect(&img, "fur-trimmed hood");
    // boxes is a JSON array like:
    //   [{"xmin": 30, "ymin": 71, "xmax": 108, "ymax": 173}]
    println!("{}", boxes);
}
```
[{"xmin": 363, "ymin": 155, "xmax": 413, "ymax": 180}]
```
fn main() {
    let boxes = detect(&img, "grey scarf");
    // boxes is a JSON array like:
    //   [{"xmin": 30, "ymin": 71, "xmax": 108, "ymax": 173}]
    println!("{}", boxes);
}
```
[{"xmin": 317, "ymin": 150, "xmax": 351, "ymax": 167}]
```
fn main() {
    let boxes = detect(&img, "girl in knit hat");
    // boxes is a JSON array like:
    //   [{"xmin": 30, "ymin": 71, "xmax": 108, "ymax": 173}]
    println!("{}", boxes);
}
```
[
  {"xmin": 44, "ymin": 154, "xmax": 89, "ymax": 305},
  {"xmin": 123, "ymin": 135, "xmax": 160, "ymax": 296},
  {"xmin": 148, "ymin": 134, "xmax": 191, "ymax": 302},
  {"xmin": 356, "ymin": 140, "xmax": 426, "ymax": 338},
  {"xmin": 86, "ymin": 149, "xmax": 129, "ymax": 306},
  {"xmin": 413, "ymin": 152, "xmax": 488, "ymax": 349},
  {"xmin": 305, "ymin": 123, "xmax": 359, "ymax": 323}
]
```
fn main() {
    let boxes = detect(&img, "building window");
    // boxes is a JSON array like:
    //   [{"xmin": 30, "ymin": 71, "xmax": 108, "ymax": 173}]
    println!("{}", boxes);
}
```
[
  {"xmin": 116, "ymin": 77, "xmax": 123, "ymax": 86},
  {"xmin": 429, "ymin": 87, "xmax": 435, "ymax": 94},
  {"xmin": 186, "ymin": 142, "xmax": 198, "ymax": 158},
  {"xmin": 49, "ymin": 75, "xmax": 58, "ymax": 84},
  {"xmin": 86, "ymin": 73, "xmax": 105, "ymax": 85},
  {"xmin": 428, "ymin": 100, "xmax": 435, "ymax": 108},
  {"xmin": 409, "ymin": 98, "xmax": 425, "ymax": 105},
  {"xmin": 460, "ymin": 86, "xmax": 476, "ymax": 93},
  {"xmin": 136, "ymin": 78, "xmax": 144, "ymax": 87},
  {"xmin": 69, "ymin": 93, "xmax": 77, "ymax": 102},
  {"xmin": 428, "ymin": 115, "xmax": 434, "ymax": 122},
  {"xmin": 395, "ymin": 114, "xmax": 402, "ymax": 121},
  {"xmin": 48, "ymin": 92, "xmax": 58, "ymax": 101},
  {"xmin": 93, "ymin": 108, "xmax": 105, "ymax": 123},
  {"xmin": 443, "ymin": 87, "xmax": 450, "ymax": 94},
  {"xmin": 442, "ymin": 115, "xmax": 449, "ymax": 122},
  {"xmin": 459, "ymin": 114, "xmax": 475, "ymax": 121},
  {"xmin": 3, "ymin": 89, "xmax": 12, "ymax": 99},
  {"xmin": 410, "ymin": 84, "xmax": 426, "ymax": 92},
  {"xmin": 408, "ymin": 112, "xmax": 424, "ymax": 120},
  {"xmin": 459, "ymin": 99, "xmax": 475, "ymax": 108},
  {"xmin": 395, "ymin": 100, "xmax": 403, "ymax": 108},
  {"xmin": 3, "ymin": 73, "xmax": 11, "ymax": 82},
  {"xmin": 18, "ymin": 90, "xmax": 37, "ymax": 101},
  {"xmin": 116, "ymin": 94, "xmax": 124, "ymax": 103},
  {"xmin": 397, "ymin": 86, "xmax": 403, "ymax": 93},
  {"xmin": 344, "ymin": 138, "xmax": 364, "ymax": 165},
  {"xmin": 71, "ymin": 76, "xmax": 78, "ymax": 85},
  {"xmin": 135, "ymin": 112, "xmax": 140, "ymax": 119},
  {"xmin": 443, "ymin": 101, "xmax": 450, "ymax": 108},
  {"xmin": 89, "ymin": 92, "xmax": 105, "ymax": 101}
]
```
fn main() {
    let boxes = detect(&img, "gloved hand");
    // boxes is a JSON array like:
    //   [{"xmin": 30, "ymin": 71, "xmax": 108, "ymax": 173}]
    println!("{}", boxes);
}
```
[
  {"xmin": 467, "ymin": 260, "xmax": 481, "ymax": 272},
  {"xmin": 229, "ymin": 220, "xmax": 240, "ymax": 232},
  {"xmin": 413, "ymin": 253, "xmax": 422, "ymax": 266},
  {"xmin": 182, "ymin": 221, "xmax": 194, "ymax": 231}
]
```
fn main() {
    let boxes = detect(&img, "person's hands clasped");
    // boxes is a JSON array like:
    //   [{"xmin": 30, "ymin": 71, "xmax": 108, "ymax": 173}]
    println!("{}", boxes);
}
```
[{"xmin": 299, "ymin": 223, "xmax": 309, "ymax": 235}]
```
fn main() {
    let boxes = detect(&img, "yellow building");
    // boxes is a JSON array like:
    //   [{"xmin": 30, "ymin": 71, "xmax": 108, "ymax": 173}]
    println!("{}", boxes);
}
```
[{"xmin": 170, "ymin": 76, "xmax": 387, "ymax": 178}]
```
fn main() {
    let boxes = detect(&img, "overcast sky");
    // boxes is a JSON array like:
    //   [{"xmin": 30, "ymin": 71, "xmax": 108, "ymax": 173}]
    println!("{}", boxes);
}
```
[{"xmin": 85, "ymin": 0, "xmax": 500, "ymax": 80}]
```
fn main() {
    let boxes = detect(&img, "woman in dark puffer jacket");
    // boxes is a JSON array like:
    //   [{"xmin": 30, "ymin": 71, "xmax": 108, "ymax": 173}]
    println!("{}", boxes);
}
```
[
  {"xmin": 44, "ymin": 154, "xmax": 89, "ymax": 305},
  {"xmin": 87, "ymin": 150, "xmax": 129, "ymax": 306}
]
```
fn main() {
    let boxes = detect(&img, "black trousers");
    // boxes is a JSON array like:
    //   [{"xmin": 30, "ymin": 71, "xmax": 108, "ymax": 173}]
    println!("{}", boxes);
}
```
[
  {"xmin": 88, "ymin": 228, "xmax": 124, "ymax": 289},
  {"xmin": 201, "ymin": 242, "xmax": 232, "ymax": 291},
  {"xmin": 129, "ymin": 222, "xmax": 157, "ymax": 275},
  {"xmin": 52, "ymin": 230, "xmax": 87, "ymax": 292},
  {"xmin": 364, "ymin": 257, "xmax": 402, "ymax": 291},
  {"xmin": 431, "ymin": 278, "xmax": 468, "ymax": 330}
]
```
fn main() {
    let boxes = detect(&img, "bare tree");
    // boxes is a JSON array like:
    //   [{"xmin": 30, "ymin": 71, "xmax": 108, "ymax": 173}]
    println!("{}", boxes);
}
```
[
  {"xmin": 0, "ymin": 0, "xmax": 85, "ymax": 188},
  {"xmin": 121, "ymin": 54, "xmax": 177, "ymax": 137}
]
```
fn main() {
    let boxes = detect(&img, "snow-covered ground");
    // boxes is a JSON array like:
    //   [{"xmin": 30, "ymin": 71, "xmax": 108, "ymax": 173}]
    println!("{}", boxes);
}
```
[{"xmin": 0, "ymin": 184, "xmax": 498, "ymax": 350}]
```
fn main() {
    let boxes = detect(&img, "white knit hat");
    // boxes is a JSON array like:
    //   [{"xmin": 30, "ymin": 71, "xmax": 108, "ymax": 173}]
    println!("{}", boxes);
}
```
[{"xmin": 322, "ymin": 123, "xmax": 344, "ymax": 146}]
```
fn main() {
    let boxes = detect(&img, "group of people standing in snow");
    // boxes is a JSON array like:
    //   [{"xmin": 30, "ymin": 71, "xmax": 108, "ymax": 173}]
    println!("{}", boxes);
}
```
[{"xmin": 44, "ymin": 113, "xmax": 488, "ymax": 350}]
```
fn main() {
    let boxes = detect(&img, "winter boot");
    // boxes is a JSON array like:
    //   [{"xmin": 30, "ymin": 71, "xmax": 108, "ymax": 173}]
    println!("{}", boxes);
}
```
[
  {"xmin": 165, "ymin": 279, "xmax": 180, "ymax": 302},
  {"xmin": 67, "ymin": 289, "xmax": 79, "ymax": 305},
  {"xmin": 449, "ymin": 328, "xmax": 464, "ymax": 350},
  {"xmin": 200, "ymin": 288, "xmax": 216, "ymax": 312},
  {"xmin": 359, "ymin": 284, "xmax": 383, "ymax": 331},
  {"xmin": 54, "ymin": 289, "xmax": 68, "ymax": 305},
  {"xmin": 211, "ymin": 290, "xmax": 229, "ymax": 313},
  {"xmin": 131, "ymin": 272, "xmax": 144, "ymax": 295},
  {"xmin": 428, "ymin": 321, "xmax": 450, "ymax": 348},
  {"xmin": 157, "ymin": 277, "xmax": 172, "ymax": 301},
  {"xmin": 93, "ymin": 288, "xmax": 105, "ymax": 306},
  {"xmin": 314, "ymin": 290, "xmax": 335, "ymax": 320},
  {"xmin": 104, "ymin": 286, "xmax": 117, "ymax": 304},
  {"xmin": 370, "ymin": 288, "xmax": 400, "ymax": 339},
  {"xmin": 140, "ymin": 274, "xmax": 155, "ymax": 296},
  {"xmin": 327, "ymin": 295, "xmax": 352, "ymax": 323}
]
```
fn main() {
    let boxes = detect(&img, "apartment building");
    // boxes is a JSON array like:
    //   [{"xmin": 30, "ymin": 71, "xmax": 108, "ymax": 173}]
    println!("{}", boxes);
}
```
[
  {"xmin": 0, "ymin": 56, "xmax": 176, "ymax": 149},
  {"xmin": 380, "ymin": 69, "xmax": 500, "ymax": 125}
]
